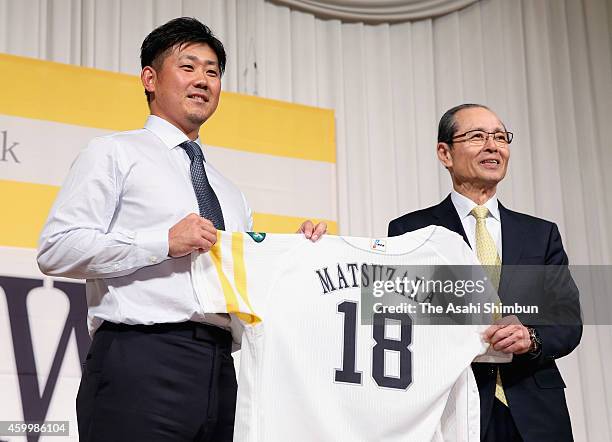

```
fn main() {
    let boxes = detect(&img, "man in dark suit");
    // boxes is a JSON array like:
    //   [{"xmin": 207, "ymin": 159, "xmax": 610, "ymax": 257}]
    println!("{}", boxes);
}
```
[{"xmin": 388, "ymin": 104, "xmax": 581, "ymax": 441}]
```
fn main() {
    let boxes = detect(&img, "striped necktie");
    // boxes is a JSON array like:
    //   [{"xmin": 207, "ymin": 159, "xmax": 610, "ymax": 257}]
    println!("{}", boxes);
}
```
[
  {"xmin": 180, "ymin": 141, "xmax": 225, "ymax": 230},
  {"xmin": 471, "ymin": 205, "xmax": 508, "ymax": 407}
]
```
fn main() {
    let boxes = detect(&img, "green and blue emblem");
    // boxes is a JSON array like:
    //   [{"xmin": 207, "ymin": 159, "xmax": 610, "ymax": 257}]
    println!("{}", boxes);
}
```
[{"xmin": 247, "ymin": 232, "xmax": 266, "ymax": 243}]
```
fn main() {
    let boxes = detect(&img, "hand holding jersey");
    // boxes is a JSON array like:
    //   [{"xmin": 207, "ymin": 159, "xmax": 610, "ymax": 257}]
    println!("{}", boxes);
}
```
[
  {"xmin": 484, "ymin": 314, "xmax": 532, "ymax": 355},
  {"xmin": 296, "ymin": 219, "xmax": 328, "ymax": 242},
  {"xmin": 191, "ymin": 226, "xmax": 510, "ymax": 441},
  {"xmin": 168, "ymin": 213, "xmax": 218, "ymax": 257}
]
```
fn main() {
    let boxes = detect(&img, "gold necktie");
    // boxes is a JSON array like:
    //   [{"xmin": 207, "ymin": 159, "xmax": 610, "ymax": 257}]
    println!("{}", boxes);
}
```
[{"xmin": 471, "ymin": 205, "xmax": 508, "ymax": 407}]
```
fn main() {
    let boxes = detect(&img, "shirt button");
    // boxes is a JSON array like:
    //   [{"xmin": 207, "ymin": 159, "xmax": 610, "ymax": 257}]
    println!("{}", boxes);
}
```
[{"xmin": 150, "ymin": 256, "xmax": 158, "ymax": 264}]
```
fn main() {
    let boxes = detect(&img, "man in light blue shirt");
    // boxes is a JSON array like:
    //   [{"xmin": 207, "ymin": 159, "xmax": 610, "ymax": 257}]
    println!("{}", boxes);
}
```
[{"xmin": 38, "ymin": 17, "xmax": 325, "ymax": 442}]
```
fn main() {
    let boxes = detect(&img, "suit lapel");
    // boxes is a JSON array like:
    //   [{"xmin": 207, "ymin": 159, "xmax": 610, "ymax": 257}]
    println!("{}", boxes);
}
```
[
  {"xmin": 499, "ymin": 203, "xmax": 524, "ymax": 297},
  {"xmin": 433, "ymin": 195, "xmax": 470, "ymax": 247},
  {"xmin": 499, "ymin": 203, "xmax": 523, "ymax": 265}
]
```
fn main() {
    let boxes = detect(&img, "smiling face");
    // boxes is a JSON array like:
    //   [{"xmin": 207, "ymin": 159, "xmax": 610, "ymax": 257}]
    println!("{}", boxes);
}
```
[
  {"xmin": 437, "ymin": 107, "xmax": 510, "ymax": 198},
  {"xmin": 141, "ymin": 42, "xmax": 221, "ymax": 140}
]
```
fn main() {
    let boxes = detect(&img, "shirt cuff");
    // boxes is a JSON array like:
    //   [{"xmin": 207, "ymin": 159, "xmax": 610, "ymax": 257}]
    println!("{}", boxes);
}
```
[{"xmin": 134, "ymin": 229, "xmax": 170, "ymax": 265}]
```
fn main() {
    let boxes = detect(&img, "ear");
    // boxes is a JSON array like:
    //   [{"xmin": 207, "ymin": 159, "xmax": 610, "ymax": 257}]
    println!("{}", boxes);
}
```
[
  {"xmin": 436, "ymin": 142, "xmax": 453, "ymax": 169},
  {"xmin": 141, "ymin": 66, "xmax": 156, "ymax": 95}
]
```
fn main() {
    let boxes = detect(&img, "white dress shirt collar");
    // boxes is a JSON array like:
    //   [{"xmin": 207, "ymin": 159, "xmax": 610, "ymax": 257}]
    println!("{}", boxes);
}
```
[
  {"xmin": 144, "ymin": 115, "xmax": 203, "ymax": 150},
  {"xmin": 451, "ymin": 189, "xmax": 500, "ymax": 222}
]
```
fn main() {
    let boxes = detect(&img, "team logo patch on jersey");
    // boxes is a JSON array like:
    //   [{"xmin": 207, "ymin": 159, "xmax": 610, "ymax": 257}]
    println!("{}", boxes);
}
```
[
  {"xmin": 247, "ymin": 232, "xmax": 267, "ymax": 243},
  {"xmin": 371, "ymin": 238, "xmax": 387, "ymax": 252}
]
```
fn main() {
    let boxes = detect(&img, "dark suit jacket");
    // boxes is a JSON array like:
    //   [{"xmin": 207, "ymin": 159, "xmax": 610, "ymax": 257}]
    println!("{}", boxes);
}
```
[{"xmin": 388, "ymin": 195, "xmax": 582, "ymax": 442}]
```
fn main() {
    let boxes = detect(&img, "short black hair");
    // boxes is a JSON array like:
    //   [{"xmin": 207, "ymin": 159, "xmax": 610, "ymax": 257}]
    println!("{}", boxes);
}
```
[
  {"xmin": 437, "ymin": 103, "xmax": 491, "ymax": 145},
  {"xmin": 140, "ymin": 17, "xmax": 226, "ymax": 101}
]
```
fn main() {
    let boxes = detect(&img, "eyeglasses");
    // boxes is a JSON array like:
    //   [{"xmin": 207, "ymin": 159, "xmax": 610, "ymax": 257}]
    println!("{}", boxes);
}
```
[{"xmin": 451, "ymin": 130, "xmax": 513, "ymax": 147}]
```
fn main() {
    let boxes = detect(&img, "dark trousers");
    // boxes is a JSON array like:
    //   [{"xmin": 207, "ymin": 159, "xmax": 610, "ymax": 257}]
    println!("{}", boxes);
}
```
[
  {"xmin": 76, "ymin": 321, "xmax": 237, "ymax": 442},
  {"xmin": 483, "ymin": 399, "xmax": 523, "ymax": 442}
]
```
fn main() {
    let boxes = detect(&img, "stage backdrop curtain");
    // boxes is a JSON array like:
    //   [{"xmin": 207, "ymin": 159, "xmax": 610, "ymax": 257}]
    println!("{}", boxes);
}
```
[
  {"xmin": 1, "ymin": 0, "xmax": 611, "ymax": 440},
  {"xmin": 268, "ymin": 0, "xmax": 480, "ymax": 23}
]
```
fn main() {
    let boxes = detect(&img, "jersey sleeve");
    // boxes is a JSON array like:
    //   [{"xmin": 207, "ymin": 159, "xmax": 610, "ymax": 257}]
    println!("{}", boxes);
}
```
[{"xmin": 191, "ymin": 231, "xmax": 304, "ymax": 325}]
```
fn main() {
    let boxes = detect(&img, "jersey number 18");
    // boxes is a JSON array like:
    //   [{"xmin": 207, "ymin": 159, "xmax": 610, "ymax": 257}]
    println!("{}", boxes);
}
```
[{"xmin": 335, "ymin": 301, "xmax": 413, "ymax": 390}]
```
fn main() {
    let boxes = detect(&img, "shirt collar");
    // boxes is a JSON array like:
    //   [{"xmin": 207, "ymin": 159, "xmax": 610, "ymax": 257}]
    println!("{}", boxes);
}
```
[
  {"xmin": 451, "ymin": 189, "xmax": 500, "ymax": 221},
  {"xmin": 144, "ymin": 115, "xmax": 203, "ymax": 150}
]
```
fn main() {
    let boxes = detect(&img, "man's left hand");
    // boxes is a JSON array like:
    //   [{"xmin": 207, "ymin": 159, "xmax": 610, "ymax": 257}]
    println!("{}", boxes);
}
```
[
  {"xmin": 483, "ymin": 315, "xmax": 532, "ymax": 355},
  {"xmin": 297, "ymin": 220, "xmax": 327, "ymax": 242}
]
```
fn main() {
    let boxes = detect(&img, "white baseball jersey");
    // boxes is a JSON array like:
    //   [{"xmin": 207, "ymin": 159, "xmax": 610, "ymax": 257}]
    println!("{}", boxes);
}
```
[{"xmin": 191, "ymin": 225, "xmax": 507, "ymax": 442}]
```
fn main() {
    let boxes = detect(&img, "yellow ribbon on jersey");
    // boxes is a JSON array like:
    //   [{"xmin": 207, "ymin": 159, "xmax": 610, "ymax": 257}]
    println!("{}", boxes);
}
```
[{"xmin": 210, "ymin": 232, "xmax": 260, "ymax": 324}]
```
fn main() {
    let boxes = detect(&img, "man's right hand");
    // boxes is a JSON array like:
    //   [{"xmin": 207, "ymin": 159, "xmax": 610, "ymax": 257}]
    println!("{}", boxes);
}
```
[{"xmin": 168, "ymin": 213, "xmax": 217, "ymax": 257}]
